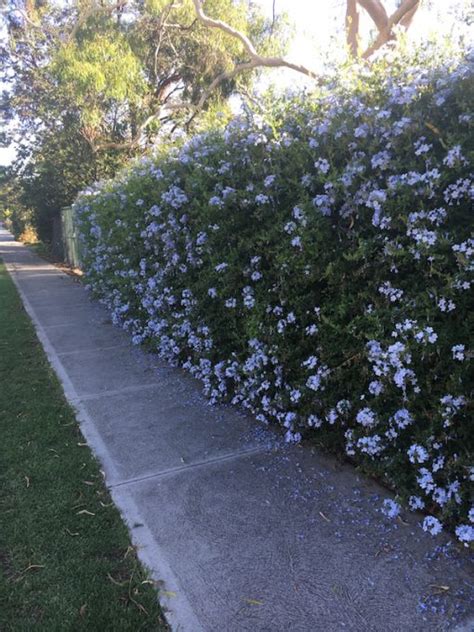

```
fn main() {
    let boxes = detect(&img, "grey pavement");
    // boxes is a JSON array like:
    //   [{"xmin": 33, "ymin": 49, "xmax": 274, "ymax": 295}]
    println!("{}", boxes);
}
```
[{"xmin": 1, "ymin": 227, "xmax": 473, "ymax": 632}]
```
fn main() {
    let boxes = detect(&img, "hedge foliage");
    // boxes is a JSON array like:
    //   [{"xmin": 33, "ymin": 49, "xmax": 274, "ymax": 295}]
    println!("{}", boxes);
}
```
[{"xmin": 75, "ymin": 43, "xmax": 473, "ymax": 541}]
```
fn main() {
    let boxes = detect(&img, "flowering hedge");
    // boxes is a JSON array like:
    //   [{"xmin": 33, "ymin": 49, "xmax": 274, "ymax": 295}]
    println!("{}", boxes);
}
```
[{"xmin": 74, "ymin": 44, "xmax": 473, "ymax": 542}]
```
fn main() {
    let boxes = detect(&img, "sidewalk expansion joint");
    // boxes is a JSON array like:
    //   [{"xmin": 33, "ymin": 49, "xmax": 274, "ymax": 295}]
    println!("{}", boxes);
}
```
[
  {"xmin": 41, "ymin": 318, "xmax": 103, "ymax": 329},
  {"xmin": 57, "ymin": 343, "xmax": 130, "ymax": 357},
  {"xmin": 15, "ymin": 284, "xmax": 77, "ymax": 295},
  {"xmin": 27, "ymin": 300, "xmax": 89, "ymax": 309},
  {"xmin": 109, "ymin": 445, "xmax": 276, "ymax": 489},
  {"xmin": 72, "ymin": 382, "xmax": 171, "ymax": 403}
]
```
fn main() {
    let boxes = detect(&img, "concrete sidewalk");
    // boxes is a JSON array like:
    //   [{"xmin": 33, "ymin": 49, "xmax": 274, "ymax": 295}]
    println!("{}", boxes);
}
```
[{"xmin": 1, "ymin": 227, "xmax": 472, "ymax": 632}]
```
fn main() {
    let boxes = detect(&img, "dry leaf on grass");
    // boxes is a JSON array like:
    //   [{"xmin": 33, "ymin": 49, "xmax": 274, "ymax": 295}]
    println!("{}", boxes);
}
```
[
  {"xmin": 65, "ymin": 528, "xmax": 80, "ymax": 537},
  {"xmin": 107, "ymin": 572, "xmax": 128, "ymax": 587},
  {"xmin": 14, "ymin": 564, "xmax": 45, "ymax": 582}
]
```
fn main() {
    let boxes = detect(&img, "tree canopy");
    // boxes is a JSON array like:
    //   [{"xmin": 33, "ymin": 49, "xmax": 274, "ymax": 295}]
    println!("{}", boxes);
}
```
[{"xmin": 0, "ymin": 0, "xmax": 287, "ymax": 239}]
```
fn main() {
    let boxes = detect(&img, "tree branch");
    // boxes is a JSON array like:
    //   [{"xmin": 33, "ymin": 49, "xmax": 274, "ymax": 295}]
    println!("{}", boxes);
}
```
[
  {"xmin": 357, "ymin": 0, "xmax": 388, "ymax": 32},
  {"xmin": 399, "ymin": 4, "xmax": 419, "ymax": 28},
  {"xmin": 271, "ymin": 0, "xmax": 277, "ymax": 34},
  {"xmin": 14, "ymin": 8, "xmax": 58, "ymax": 38},
  {"xmin": 191, "ymin": 0, "xmax": 318, "ymax": 80},
  {"xmin": 153, "ymin": 3, "xmax": 175, "ymax": 79},
  {"xmin": 361, "ymin": 0, "xmax": 420, "ymax": 59},
  {"xmin": 346, "ymin": 0, "xmax": 360, "ymax": 57},
  {"xmin": 196, "ymin": 61, "xmax": 257, "ymax": 111}
]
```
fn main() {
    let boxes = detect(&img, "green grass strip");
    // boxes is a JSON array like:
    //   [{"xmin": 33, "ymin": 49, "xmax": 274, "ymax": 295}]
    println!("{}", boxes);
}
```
[{"xmin": 0, "ymin": 260, "xmax": 168, "ymax": 631}]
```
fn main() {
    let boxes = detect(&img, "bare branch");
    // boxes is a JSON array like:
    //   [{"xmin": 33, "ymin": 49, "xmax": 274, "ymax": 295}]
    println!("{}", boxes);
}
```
[
  {"xmin": 196, "ymin": 61, "xmax": 257, "ymax": 111},
  {"xmin": 186, "ymin": 0, "xmax": 322, "ymax": 119},
  {"xmin": 166, "ymin": 19, "xmax": 198, "ymax": 30},
  {"xmin": 161, "ymin": 82, "xmax": 184, "ymax": 105},
  {"xmin": 346, "ymin": 0, "xmax": 360, "ymax": 57},
  {"xmin": 156, "ymin": 73, "xmax": 182, "ymax": 100},
  {"xmin": 239, "ymin": 85, "xmax": 266, "ymax": 113},
  {"xmin": 153, "ymin": 3, "xmax": 175, "ymax": 78},
  {"xmin": 357, "ymin": 0, "xmax": 388, "ymax": 32},
  {"xmin": 362, "ymin": 0, "xmax": 420, "ymax": 58},
  {"xmin": 191, "ymin": 0, "xmax": 318, "ymax": 80},
  {"xmin": 399, "ymin": 4, "xmax": 419, "ymax": 28}
]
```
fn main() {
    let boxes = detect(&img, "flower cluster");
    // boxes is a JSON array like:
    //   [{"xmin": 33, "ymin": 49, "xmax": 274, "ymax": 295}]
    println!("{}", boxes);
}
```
[{"xmin": 74, "ymin": 43, "xmax": 473, "ymax": 542}]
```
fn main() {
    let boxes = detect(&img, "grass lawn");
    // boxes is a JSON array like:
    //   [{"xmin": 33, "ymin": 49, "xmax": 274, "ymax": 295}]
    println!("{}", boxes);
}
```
[{"xmin": 0, "ymin": 260, "xmax": 168, "ymax": 631}]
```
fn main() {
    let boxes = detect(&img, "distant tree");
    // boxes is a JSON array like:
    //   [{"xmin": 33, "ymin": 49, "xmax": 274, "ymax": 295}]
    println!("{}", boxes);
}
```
[{"xmin": 0, "ymin": 166, "xmax": 33, "ymax": 238}]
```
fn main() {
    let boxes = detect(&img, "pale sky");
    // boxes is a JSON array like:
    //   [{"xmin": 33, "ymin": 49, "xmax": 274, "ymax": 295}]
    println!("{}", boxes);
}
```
[{"xmin": 0, "ymin": 0, "xmax": 472, "ymax": 166}]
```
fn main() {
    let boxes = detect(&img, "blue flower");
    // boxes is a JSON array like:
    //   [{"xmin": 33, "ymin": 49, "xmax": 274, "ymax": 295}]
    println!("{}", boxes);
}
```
[
  {"xmin": 382, "ymin": 499, "xmax": 401, "ymax": 518},
  {"xmin": 455, "ymin": 525, "xmax": 474, "ymax": 545},
  {"xmin": 422, "ymin": 516, "xmax": 443, "ymax": 536}
]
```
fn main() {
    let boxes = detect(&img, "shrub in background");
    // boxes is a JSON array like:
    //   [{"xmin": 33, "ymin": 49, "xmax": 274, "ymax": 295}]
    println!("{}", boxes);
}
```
[
  {"xmin": 74, "ymin": 42, "xmax": 473, "ymax": 542},
  {"xmin": 3, "ymin": 207, "xmax": 38, "ymax": 243}
]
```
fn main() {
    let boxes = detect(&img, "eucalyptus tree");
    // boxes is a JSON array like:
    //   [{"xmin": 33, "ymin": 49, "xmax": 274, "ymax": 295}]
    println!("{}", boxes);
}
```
[{"xmin": 0, "ymin": 0, "xmax": 286, "ymax": 239}]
